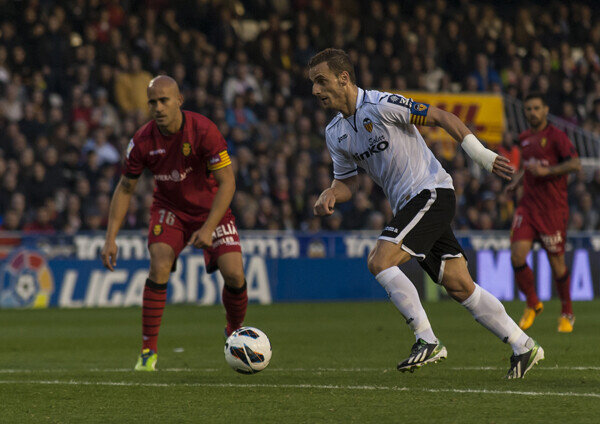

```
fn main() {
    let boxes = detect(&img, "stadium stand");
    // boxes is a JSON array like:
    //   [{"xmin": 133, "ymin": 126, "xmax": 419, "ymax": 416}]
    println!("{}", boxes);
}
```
[{"xmin": 0, "ymin": 0, "xmax": 599, "ymax": 233}]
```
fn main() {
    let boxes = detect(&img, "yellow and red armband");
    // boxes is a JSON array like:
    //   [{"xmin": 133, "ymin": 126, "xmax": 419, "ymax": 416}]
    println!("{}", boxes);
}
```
[{"xmin": 207, "ymin": 150, "xmax": 232, "ymax": 171}]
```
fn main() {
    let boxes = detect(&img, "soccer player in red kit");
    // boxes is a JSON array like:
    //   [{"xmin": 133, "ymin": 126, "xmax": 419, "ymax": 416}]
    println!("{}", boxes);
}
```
[
  {"xmin": 101, "ymin": 76, "xmax": 248, "ymax": 370},
  {"xmin": 505, "ymin": 93, "xmax": 581, "ymax": 333}
]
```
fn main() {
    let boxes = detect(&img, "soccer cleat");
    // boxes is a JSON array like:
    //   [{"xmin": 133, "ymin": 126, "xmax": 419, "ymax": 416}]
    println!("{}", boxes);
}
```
[
  {"xmin": 518, "ymin": 302, "xmax": 543, "ymax": 330},
  {"xmin": 558, "ymin": 314, "xmax": 575, "ymax": 333},
  {"xmin": 505, "ymin": 339, "xmax": 544, "ymax": 379},
  {"xmin": 134, "ymin": 348, "xmax": 157, "ymax": 371},
  {"xmin": 397, "ymin": 339, "xmax": 447, "ymax": 373}
]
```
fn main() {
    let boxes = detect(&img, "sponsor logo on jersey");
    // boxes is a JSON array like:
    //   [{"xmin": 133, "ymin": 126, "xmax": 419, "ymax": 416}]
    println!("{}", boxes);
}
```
[
  {"xmin": 540, "ymin": 137, "xmax": 547, "ymax": 147},
  {"xmin": 155, "ymin": 166, "xmax": 193, "ymax": 182},
  {"xmin": 363, "ymin": 117, "xmax": 373, "ymax": 132},
  {"xmin": 126, "ymin": 139, "xmax": 134, "ymax": 159},
  {"xmin": 338, "ymin": 134, "xmax": 348, "ymax": 143},
  {"xmin": 387, "ymin": 94, "xmax": 413, "ymax": 108},
  {"xmin": 153, "ymin": 224, "xmax": 163, "ymax": 236},
  {"xmin": 384, "ymin": 226, "xmax": 399, "ymax": 233},
  {"xmin": 352, "ymin": 140, "xmax": 390, "ymax": 161},
  {"xmin": 149, "ymin": 149, "xmax": 166, "ymax": 156},
  {"xmin": 182, "ymin": 142, "xmax": 192, "ymax": 156}
]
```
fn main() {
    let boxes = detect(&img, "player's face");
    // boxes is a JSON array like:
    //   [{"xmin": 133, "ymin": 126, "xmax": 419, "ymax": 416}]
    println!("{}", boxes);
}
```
[
  {"xmin": 309, "ymin": 62, "xmax": 346, "ymax": 110},
  {"xmin": 147, "ymin": 86, "xmax": 183, "ymax": 127},
  {"xmin": 524, "ymin": 98, "xmax": 549, "ymax": 128}
]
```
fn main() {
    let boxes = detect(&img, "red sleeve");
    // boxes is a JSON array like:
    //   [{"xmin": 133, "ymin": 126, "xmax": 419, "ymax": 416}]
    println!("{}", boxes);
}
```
[
  {"xmin": 201, "ymin": 122, "xmax": 231, "ymax": 171},
  {"xmin": 122, "ymin": 137, "xmax": 145, "ymax": 178},
  {"xmin": 554, "ymin": 131, "xmax": 578, "ymax": 161}
]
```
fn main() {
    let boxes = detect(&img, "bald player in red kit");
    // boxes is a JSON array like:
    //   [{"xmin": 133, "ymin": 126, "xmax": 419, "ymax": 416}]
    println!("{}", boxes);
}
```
[
  {"xmin": 101, "ymin": 76, "xmax": 248, "ymax": 371},
  {"xmin": 505, "ymin": 92, "xmax": 581, "ymax": 333}
]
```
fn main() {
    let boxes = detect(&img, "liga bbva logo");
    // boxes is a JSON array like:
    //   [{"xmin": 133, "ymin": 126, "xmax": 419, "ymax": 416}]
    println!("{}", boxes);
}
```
[{"xmin": 0, "ymin": 249, "xmax": 54, "ymax": 308}]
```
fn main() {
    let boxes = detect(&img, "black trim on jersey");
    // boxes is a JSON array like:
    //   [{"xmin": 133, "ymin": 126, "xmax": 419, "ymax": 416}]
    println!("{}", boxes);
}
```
[
  {"xmin": 345, "ymin": 114, "xmax": 358, "ymax": 132},
  {"xmin": 335, "ymin": 169, "xmax": 358, "ymax": 177},
  {"xmin": 345, "ymin": 90, "xmax": 368, "ymax": 132},
  {"xmin": 125, "ymin": 172, "xmax": 142, "ymax": 179},
  {"xmin": 179, "ymin": 109, "xmax": 186, "ymax": 131},
  {"xmin": 379, "ymin": 94, "xmax": 389, "ymax": 102}
]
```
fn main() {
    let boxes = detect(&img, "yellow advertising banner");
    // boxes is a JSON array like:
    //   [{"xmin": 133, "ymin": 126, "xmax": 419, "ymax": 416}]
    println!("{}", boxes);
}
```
[{"xmin": 395, "ymin": 91, "xmax": 505, "ymax": 156}]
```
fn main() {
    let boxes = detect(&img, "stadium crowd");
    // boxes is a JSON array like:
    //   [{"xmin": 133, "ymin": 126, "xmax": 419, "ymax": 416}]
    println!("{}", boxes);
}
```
[{"xmin": 1, "ymin": 0, "xmax": 600, "ymax": 235}]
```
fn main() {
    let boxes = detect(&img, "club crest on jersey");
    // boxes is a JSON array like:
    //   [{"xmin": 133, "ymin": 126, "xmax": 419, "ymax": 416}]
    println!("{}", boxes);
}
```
[
  {"xmin": 363, "ymin": 117, "xmax": 373, "ymax": 133},
  {"xmin": 540, "ymin": 137, "xmax": 547, "ymax": 147},
  {"xmin": 182, "ymin": 142, "xmax": 191, "ymax": 157},
  {"xmin": 153, "ymin": 224, "xmax": 162, "ymax": 236}
]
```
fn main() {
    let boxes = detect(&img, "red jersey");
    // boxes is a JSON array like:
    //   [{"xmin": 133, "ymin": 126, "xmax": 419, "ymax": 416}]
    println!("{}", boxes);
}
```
[
  {"xmin": 123, "ymin": 110, "xmax": 232, "ymax": 219},
  {"xmin": 518, "ymin": 124, "xmax": 577, "ymax": 214}
]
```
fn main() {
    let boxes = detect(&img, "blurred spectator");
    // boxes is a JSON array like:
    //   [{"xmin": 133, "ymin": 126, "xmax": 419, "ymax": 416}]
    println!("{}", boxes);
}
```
[{"xmin": 0, "ymin": 0, "xmax": 598, "ymax": 234}]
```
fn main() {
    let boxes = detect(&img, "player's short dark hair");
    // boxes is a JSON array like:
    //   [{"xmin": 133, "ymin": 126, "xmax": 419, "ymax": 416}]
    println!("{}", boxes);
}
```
[
  {"xmin": 308, "ymin": 48, "xmax": 356, "ymax": 84},
  {"xmin": 524, "ymin": 92, "xmax": 547, "ymax": 105}
]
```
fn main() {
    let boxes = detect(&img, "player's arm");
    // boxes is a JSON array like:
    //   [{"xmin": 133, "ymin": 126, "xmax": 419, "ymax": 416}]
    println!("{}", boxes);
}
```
[
  {"xmin": 188, "ymin": 164, "xmax": 235, "ymax": 249},
  {"xmin": 314, "ymin": 176, "xmax": 358, "ymax": 216},
  {"xmin": 425, "ymin": 106, "xmax": 514, "ymax": 181},
  {"xmin": 101, "ymin": 175, "xmax": 139, "ymax": 271},
  {"xmin": 527, "ymin": 157, "xmax": 581, "ymax": 177}
]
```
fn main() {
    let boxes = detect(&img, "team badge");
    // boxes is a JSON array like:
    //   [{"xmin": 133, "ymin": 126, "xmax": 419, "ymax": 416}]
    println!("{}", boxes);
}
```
[
  {"xmin": 540, "ymin": 137, "xmax": 547, "ymax": 148},
  {"xmin": 414, "ymin": 103, "xmax": 427, "ymax": 112},
  {"xmin": 363, "ymin": 117, "xmax": 373, "ymax": 133},
  {"xmin": 153, "ymin": 224, "xmax": 163, "ymax": 236},
  {"xmin": 182, "ymin": 142, "xmax": 191, "ymax": 157}
]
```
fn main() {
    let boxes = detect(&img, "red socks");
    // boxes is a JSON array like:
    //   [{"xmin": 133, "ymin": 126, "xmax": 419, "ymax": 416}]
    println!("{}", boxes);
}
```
[
  {"xmin": 223, "ymin": 281, "xmax": 248, "ymax": 336},
  {"xmin": 513, "ymin": 263, "xmax": 539, "ymax": 308},
  {"xmin": 555, "ymin": 271, "xmax": 573, "ymax": 315},
  {"xmin": 142, "ymin": 279, "xmax": 167, "ymax": 352}
]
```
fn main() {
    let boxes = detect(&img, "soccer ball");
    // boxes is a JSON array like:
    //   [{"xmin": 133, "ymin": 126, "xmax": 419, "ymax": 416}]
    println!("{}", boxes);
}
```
[{"xmin": 224, "ymin": 327, "xmax": 272, "ymax": 374}]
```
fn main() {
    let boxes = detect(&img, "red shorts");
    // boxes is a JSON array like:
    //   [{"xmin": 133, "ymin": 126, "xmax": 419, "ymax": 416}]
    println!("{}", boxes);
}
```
[
  {"xmin": 147, "ymin": 207, "xmax": 242, "ymax": 273},
  {"xmin": 510, "ymin": 206, "xmax": 568, "ymax": 255}
]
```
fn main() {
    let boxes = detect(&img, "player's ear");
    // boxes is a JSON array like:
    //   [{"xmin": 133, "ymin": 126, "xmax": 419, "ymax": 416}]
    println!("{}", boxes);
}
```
[
  {"xmin": 178, "ymin": 93, "xmax": 184, "ymax": 107},
  {"xmin": 339, "ymin": 71, "xmax": 348, "ymax": 86}
]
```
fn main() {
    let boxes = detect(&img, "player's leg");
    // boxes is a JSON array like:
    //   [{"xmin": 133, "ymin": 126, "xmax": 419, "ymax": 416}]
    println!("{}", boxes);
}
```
[
  {"xmin": 368, "ymin": 239, "xmax": 437, "ymax": 343},
  {"xmin": 136, "ymin": 208, "xmax": 186, "ymax": 371},
  {"xmin": 368, "ymin": 241, "xmax": 446, "ymax": 372},
  {"xmin": 510, "ymin": 208, "xmax": 543, "ymax": 329},
  {"xmin": 217, "ymin": 251, "xmax": 248, "ymax": 336},
  {"xmin": 374, "ymin": 189, "xmax": 456, "ymax": 371},
  {"xmin": 440, "ymin": 254, "xmax": 544, "ymax": 378},
  {"xmin": 547, "ymin": 253, "xmax": 575, "ymax": 332},
  {"xmin": 202, "ymin": 212, "xmax": 246, "ymax": 336}
]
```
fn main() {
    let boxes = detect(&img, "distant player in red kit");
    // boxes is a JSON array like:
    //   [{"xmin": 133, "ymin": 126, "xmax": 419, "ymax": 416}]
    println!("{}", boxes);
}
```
[
  {"xmin": 505, "ymin": 93, "xmax": 581, "ymax": 333},
  {"xmin": 101, "ymin": 76, "xmax": 248, "ymax": 370}
]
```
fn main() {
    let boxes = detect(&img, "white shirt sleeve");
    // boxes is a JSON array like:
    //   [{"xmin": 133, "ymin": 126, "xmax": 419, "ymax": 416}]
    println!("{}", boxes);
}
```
[
  {"xmin": 326, "ymin": 129, "xmax": 357, "ymax": 180},
  {"xmin": 376, "ymin": 93, "xmax": 429, "ymax": 126}
]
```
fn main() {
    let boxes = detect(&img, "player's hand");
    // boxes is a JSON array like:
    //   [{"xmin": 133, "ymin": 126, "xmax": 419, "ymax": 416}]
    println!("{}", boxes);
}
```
[
  {"xmin": 492, "ymin": 155, "xmax": 514, "ymax": 181},
  {"xmin": 101, "ymin": 240, "xmax": 118, "ymax": 271},
  {"xmin": 526, "ymin": 162, "xmax": 550, "ymax": 177},
  {"xmin": 188, "ymin": 225, "xmax": 214, "ymax": 249},
  {"xmin": 314, "ymin": 188, "xmax": 336, "ymax": 216}
]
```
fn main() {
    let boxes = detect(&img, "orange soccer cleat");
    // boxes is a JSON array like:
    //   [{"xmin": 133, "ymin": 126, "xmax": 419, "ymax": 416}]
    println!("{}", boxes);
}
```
[
  {"xmin": 518, "ymin": 302, "xmax": 544, "ymax": 330},
  {"xmin": 558, "ymin": 314, "xmax": 575, "ymax": 333}
]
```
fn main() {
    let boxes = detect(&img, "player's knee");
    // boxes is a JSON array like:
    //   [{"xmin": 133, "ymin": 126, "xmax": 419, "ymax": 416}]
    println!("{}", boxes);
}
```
[
  {"xmin": 510, "ymin": 252, "xmax": 527, "ymax": 269},
  {"xmin": 367, "ymin": 252, "xmax": 391, "ymax": 276},
  {"xmin": 149, "ymin": 258, "xmax": 173, "ymax": 281},
  {"xmin": 221, "ymin": 269, "xmax": 245, "ymax": 288}
]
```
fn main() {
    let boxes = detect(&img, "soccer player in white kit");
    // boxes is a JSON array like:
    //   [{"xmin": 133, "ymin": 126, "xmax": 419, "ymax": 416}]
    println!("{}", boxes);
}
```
[{"xmin": 309, "ymin": 48, "xmax": 544, "ymax": 379}]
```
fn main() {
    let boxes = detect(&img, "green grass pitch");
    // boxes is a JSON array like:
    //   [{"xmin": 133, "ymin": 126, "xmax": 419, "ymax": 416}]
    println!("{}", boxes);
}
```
[{"xmin": 1, "ymin": 300, "xmax": 599, "ymax": 423}]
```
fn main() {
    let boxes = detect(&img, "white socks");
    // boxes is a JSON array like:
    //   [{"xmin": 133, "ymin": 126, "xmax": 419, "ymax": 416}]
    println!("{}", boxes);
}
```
[
  {"xmin": 461, "ymin": 283, "xmax": 531, "ymax": 355},
  {"xmin": 376, "ymin": 266, "xmax": 437, "ymax": 344}
]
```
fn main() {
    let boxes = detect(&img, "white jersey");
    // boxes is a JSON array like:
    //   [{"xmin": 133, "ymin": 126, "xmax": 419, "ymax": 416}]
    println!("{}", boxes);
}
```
[{"xmin": 325, "ymin": 87, "xmax": 453, "ymax": 213}]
